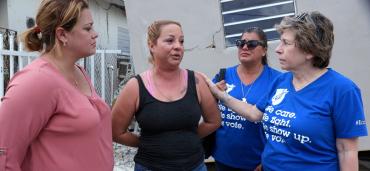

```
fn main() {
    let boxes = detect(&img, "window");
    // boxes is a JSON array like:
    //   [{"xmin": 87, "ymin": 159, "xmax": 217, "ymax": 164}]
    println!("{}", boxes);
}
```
[
  {"xmin": 220, "ymin": 0, "xmax": 296, "ymax": 47},
  {"xmin": 117, "ymin": 27, "xmax": 130, "ymax": 54}
]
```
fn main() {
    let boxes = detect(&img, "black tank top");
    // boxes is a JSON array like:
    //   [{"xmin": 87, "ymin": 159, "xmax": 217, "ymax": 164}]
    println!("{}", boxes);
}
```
[{"xmin": 134, "ymin": 70, "xmax": 204, "ymax": 171}]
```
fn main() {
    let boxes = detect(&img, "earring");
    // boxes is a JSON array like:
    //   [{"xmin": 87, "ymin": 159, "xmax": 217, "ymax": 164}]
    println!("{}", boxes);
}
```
[{"xmin": 63, "ymin": 41, "xmax": 67, "ymax": 47}]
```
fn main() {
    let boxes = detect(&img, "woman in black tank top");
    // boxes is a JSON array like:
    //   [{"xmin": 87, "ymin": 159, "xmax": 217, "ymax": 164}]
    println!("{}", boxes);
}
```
[{"xmin": 112, "ymin": 20, "xmax": 221, "ymax": 171}]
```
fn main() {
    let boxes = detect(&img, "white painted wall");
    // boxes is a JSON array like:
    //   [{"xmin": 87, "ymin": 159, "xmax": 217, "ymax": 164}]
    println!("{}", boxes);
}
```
[
  {"xmin": 0, "ymin": 0, "xmax": 9, "ymax": 29},
  {"xmin": 125, "ymin": 0, "xmax": 237, "ymax": 75},
  {"xmin": 3, "ymin": 0, "xmax": 128, "ymax": 50},
  {"xmin": 89, "ymin": 0, "xmax": 128, "ymax": 49},
  {"xmin": 6, "ymin": 0, "xmax": 40, "ymax": 32},
  {"xmin": 125, "ymin": 0, "xmax": 370, "ymax": 150}
]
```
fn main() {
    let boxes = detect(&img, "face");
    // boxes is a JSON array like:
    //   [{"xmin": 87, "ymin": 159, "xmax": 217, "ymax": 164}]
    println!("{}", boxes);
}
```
[
  {"xmin": 275, "ymin": 29, "xmax": 312, "ymax": 71},
  {"xmin": 237, "ymin": 32, "xmax": 266, "ymax": 65},
  {"xmin": 65, "ymin": 9, "xmax": 98, "ymax": 58},
  {"xmin": 149, "ymin": 24, "xmax": 184, "ymax": 68}
]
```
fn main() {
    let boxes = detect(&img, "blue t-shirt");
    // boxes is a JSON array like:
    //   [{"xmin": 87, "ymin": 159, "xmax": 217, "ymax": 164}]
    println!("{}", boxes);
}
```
[
  {"xmin": 212, "ymin": 65, "xmax": 281, "ymax": 169},
  {"xmin": 256, "ymin": 69, "xmax": 368, "ymax": 171}
]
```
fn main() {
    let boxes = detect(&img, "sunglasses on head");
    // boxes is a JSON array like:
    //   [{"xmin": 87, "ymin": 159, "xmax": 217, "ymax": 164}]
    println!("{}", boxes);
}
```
[
  {"xmin": 235, "ymin": 39, "xmax": 265, "ymax": 49},
  {"xmin": 295, "ymin": 12, "xmax": 308, "ymax": 21},
  {"xmin": 295, "ymin": 12, "xmax": 323, "ymax": 41}
]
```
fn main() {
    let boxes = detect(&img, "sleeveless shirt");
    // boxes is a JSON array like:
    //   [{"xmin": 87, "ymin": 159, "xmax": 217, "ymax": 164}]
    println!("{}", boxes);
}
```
[{"xmin": 134, "ymin": 70, "xmax": 204, "ymax": 171}]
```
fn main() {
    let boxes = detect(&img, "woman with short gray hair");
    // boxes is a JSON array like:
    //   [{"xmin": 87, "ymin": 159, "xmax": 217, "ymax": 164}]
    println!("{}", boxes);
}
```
[{"xmin": 202, "ymin": 11, "xmax": 367, "ymax": 171}]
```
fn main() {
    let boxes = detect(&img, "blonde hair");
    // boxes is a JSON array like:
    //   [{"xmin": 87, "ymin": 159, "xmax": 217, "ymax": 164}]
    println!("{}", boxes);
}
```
[
  {"xmin": 147, "ymin": 20, "xmax": 182, "ymax": 63},
  {"xmin": 21, "ymin": 0, "xmax": 88, "ymax": 53},
  {"xmin": 275, "ymin": 11, "xmax": 334, "ymax": 68}
]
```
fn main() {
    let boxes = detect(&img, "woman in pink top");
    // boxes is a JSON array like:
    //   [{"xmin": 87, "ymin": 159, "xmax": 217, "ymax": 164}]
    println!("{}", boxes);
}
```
[{"xmin": 0, "ymin": 0, "xmax": 113, "ymax": 170}]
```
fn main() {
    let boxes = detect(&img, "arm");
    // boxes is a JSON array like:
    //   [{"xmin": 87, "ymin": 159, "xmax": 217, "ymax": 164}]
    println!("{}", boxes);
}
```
[
  {"xmin": 336, "ymin": 138, "xmax": 359, "ymax": 171},
  {"xmin": 111, "ymin": 78, "xmax": 140, "ymax": 147},
  {"xmin": 195, "ymin": 72, "xmax": 221, "ymax": 138},
  {"xmin": 0, "ymin": 71, "xmax": 56, "ymax": 171},
  {"xmin": 200, "ymin": 73, "xmax": 263, "ymax": 122}
]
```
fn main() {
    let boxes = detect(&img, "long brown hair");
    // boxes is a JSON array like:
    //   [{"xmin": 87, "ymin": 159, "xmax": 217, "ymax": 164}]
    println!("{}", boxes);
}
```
[{"xmin": 21, "ymin": 0, "xmax": 89, "ymax": 53}]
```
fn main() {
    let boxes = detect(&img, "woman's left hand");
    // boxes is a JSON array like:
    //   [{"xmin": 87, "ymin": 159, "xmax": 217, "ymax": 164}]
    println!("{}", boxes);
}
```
[
  {"xmin": 254, "ymin": 164, "xmax": 262, "ymax": 171},
  {"xmin": 199, "ymin": 72, "xmax": 227, "ymax": 100}
]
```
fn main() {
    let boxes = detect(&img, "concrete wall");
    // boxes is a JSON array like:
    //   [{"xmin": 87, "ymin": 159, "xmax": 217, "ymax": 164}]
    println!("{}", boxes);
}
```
[
  {"xmin": 0, "ymin": 0, "xmax": 9, "ymax": 29},
  {"xmin": 89, "ymin": 0, "xmax": 128, "ymax": 49},
  {"xmin": 4, "ymin": 0, "xmax": 128, "ymax": 50},
  {"xmin": 125, "ymin": 0, "xmax": 370, "ymax": 150},
  {"xmin": 6, "ymin": 0, "xmax": 40, "ymax": 32},
  {"xmin": 125, "ymin": 0, "xmax": 236, "ymax": 75}
]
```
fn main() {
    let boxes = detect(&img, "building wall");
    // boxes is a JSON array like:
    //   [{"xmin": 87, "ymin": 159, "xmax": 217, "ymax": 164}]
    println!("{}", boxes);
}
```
[
  {"xmin": 4, "ymin": 0, "xmax": 128, "ymax": 50},
  {"xmin": 125, "ymin": 0, "xmax": 232, "ymax": 75},
  {"xmin": 0, "ymin": 0, "xmax": 9, "ymax": 29},
  {"xmin": 89, "ymin": 0, "xmax": 128, "ymax": 50},
  {"xmin": 6, "ymin": 0, "xmax": 39, "ymax": 32},
  {"xmin": 126, "ymin": 0, "xmax": 370, "ymax": 150}
]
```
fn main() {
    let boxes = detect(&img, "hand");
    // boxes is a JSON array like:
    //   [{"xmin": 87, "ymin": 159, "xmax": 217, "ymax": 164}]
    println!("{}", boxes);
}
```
[
  {"xmin": 199, "ymin": 72, "xmax": 227, "ymax": 100},
  {"xmin": 215, "ymin": 80, "xmax": 226, "ymax": 91},
  {"xmin": 254, "ymin": 164, "xmax": 262, "ymax": 171}
]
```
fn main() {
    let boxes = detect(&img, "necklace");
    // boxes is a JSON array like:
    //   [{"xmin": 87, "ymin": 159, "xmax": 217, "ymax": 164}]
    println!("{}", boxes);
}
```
[
  {"xmin": 72, "ymin": 77, "xmax": 78, "ymax": 87},
  {"xmin": 50, "ymin": 59, "xmax": 79, "ymax": 88},
  {"xmin": 240, "ymin": 79, "xmax": 254, "ymax": 102},
  {"xmin": 151, "ymin": 69, "xmax": 182, "ymax": 102},
  {"xmin": 239, "ymin": 65, "xmax": 263, "ymax": 102},
  {"xmin": 60, "ymin": 66, "xmax": 79, "ymax": 88}
]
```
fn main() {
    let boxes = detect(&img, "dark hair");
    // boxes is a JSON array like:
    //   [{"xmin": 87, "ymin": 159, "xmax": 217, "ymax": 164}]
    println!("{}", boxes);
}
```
[
  {"xmin": 241, "ymin": 27, "xmax": 268, "ymax": 65},
  {"xmin": 275, "ymin": 11, "xmax": 334, "ymax": 68},
  {"xmin": 21, "ymin": 0, "xmax": 89, "ymax": 52}
]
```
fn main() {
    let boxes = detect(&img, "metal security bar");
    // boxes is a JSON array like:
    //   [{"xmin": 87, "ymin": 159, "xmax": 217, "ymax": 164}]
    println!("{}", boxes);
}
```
[{"xmin": 0, "ymin": 32, "xmax": 122, "ymax": 105}]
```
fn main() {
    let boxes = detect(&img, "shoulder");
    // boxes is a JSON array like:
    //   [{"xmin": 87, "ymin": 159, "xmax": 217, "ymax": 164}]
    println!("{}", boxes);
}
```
[
  {"xmin": 193, "ymin": 71, "xmax": 209, "ymax": 90},
  {"xmin": 3, "ymin": 59, "xmax": 60, "ymax": 106},
  {"xmin": 193, "ymin": 70, "xmax": 203, "ymax": 84},
  {"xmin": 326, "ymin": 69, "xmax": 360, "ymax": 92},
  {"xmin": 123, "ymin": 74, "xmax": 140, "ymax": 91},
  {"xmin": 114, "ymin": 74, "xmax": 140, "ymax": 106},
  {"xmin": 265, "ymin": 65, "xmax": 283, "ymax": 76},
  {"xmin": 226, "ymin": 65, "xmax": 238, "ymax": 70},
  {"xmin": 270, "ymin": 71, "xmax": 290, "ymax": 84},
  {"xmin": 9, "ymin": 59, "xmax": 61, "ymax": 90},
  {"xmin": 225, "ymin": 65, "xmax": 238, "ymax": 74}
]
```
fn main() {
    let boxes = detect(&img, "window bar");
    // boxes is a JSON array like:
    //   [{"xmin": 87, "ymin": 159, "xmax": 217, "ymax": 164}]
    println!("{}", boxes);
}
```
[
  {"xmin": 222, "ymin": 1, "xmax": 294, "ymax": 15},
  {"xmin": 224, "ymin": 13, "xmax": 294, "ymax": 27}
]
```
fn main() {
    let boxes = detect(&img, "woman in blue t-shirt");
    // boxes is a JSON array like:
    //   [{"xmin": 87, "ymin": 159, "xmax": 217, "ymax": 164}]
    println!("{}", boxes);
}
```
[
  {"xmin": 211, "ymin": 27, "xmax": 281, "ymax": 171},
  {"xmin": 202, "ymin": 11, "xmax": 368, "ymax": 171}
]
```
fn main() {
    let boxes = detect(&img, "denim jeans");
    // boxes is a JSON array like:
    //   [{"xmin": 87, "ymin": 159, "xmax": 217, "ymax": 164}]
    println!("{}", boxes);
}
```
[
  {"xmin": 215, "ymin": 161, "xmax": 256, "ymax": 171},
  {"xmin": 134, "ymin": 162, "xmax": 207, "ymax": 171}
]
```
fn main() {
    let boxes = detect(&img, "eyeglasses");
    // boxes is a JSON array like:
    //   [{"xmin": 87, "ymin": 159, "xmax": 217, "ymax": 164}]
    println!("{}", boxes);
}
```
[{"xmin": 235, "ymin": 39, "xmax": 265, "ymax": 49}]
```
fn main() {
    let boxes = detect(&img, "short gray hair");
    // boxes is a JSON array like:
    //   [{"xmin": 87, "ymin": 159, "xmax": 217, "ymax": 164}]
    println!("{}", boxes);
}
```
[{"xmin": 275, "ymin": 11, "xmax": 334, "ymax": 68}]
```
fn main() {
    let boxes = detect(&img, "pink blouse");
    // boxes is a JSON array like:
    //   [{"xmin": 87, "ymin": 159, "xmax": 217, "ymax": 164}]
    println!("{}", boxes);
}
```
[{"xmin": 0, "ymin": 58, "xmax": 113, "ymax": 171}]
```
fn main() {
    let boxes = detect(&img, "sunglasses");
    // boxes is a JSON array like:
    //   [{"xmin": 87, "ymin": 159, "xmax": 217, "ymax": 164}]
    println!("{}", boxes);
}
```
[
  {"xmin": 235, "ymin": 39, "xmax": 265, "ymax": 49},
  {"xmin": 295, "ymin": 12, "xmax": 323, "ymax": 41},
  {"xmin": 295, "ymin": 12, "xmax": 308, "ymax": 21}
]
